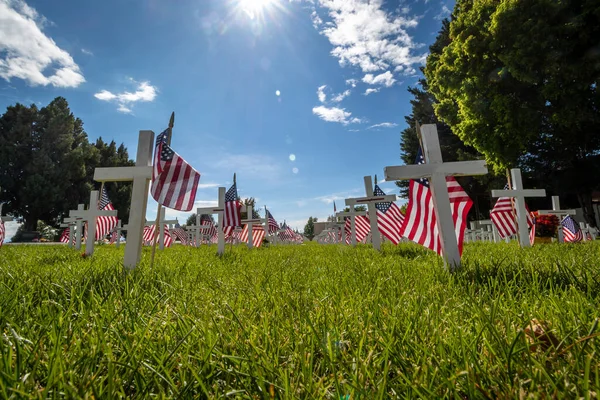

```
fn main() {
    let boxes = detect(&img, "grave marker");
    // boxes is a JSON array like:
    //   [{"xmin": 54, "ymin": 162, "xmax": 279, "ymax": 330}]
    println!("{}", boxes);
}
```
[
  {"xmin": 384, "ymin": 124, "xmax": 488, "ymax": 269},
  {"xmin": 343, "ymin": 176, "xmax": 397, "ymax": 251},
  {"xmin": 538, "ymin": 196, "xmax": 576, "ymax": 243},
  {"xmin": 69, "ymin": 191, "xmax": 118, "ymax": 256},
  {"xmin": 240, "ymin": 204, "xmax": 262, "ymax": 249},
  {"xmin": 491, "ymin": 169, "xmax": 546, "ymax": 248},
  {"xmin": 157, "ymin": 207, "xmax": 177, "ymax": 250},
  {"xmin": 67, "ymin": 204, "xmax": 86, "ymax": 250},
  {"xmin": 94, "ymin": 130, "xmax": 154, "ymax": 269},
  {"xmin": 336, "ymin": 202, "xmax": 368, "ymax": 246},
  {"xmin": 196, "ymin": 187, "xmax": 226, "ymax": 254}
]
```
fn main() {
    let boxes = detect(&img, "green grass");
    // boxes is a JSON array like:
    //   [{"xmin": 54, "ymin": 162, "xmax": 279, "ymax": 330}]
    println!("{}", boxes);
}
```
[{"xmin": 0, "ymin": 242, "xmax": 599, "ymax": 399}]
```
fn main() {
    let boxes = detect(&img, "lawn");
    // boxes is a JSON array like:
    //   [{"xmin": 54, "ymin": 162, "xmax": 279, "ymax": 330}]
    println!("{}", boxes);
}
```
[{"xmin": 0, "ymin": 242, "xmax": 599, "ymax": 399}]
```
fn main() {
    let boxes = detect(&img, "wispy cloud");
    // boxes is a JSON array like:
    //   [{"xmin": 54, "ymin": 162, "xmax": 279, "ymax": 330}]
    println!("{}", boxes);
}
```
[
  {"xmin": 312, "ymin": 105, "xmax": 362, "ymax": 125},
  {"xmin": 363, "ymin": 71, "xmax": 396, "ymax": 87},
  {"xmin": 213, "ymin": 154, "xmax": 283, "ymax": 181},
  {"xmin": 312, "ymin": 0, "xmax": 425, "ymax": 76},
  {"xmin": 197, "ymin": 182, "xmax": 222, "ymax": 189},
  {"xmin": 364, "ymin": 88, "xmax": 380, "ymax": 96},
  {"xmin": 368, "ymin": 122, "xmax": 398, "ymax": 129},
  {"xmin": 94, "ymin": 79, "xmax": 158, "ymax": 114},
  {"xmin": 81, "ymin": 48, "xmax": 93, "ymax": 56},
  {"xmin": 314, "ymin": 188, "xmax": 363, "ymax": 204},
  {"xmin": 345, "ymin": 78, "xmax": 358, "ymax": 87},
  {"xmin": 317, "ymin": 84, "xmax": 327, "ymax": 103},
  {"xmin": 331, "ymin": 89, "xmax": 351, "ymax": 102},
  {"xmin": 435, "ymin": 4, "xmax": 451, "ymax": 20},
  {"xmin": 0, "ymin": 0, "xmax": 85, "ymax": 87}
]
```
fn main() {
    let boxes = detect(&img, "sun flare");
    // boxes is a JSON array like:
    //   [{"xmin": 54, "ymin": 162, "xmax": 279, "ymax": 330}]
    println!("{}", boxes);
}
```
[{"xmin": 237, "ymin": 0, "xmax": 281, "ymax": 20}]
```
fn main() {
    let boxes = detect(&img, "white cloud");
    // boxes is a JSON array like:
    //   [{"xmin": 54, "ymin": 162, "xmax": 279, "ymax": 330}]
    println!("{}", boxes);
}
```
[
  {"xmin": 317, "ymin": 84, "xmax": 327, "ymax": 103},
  {"xmin": 81, "ymin": 48, "xmax": 93, "ymax": 56},
  {"xmin": 94, "ymin": 80, "xmax": 157, "ymax": 113},
  {"xmin": 364, "ymin": 88, "xmax": 380, "ymax": 96},
  {"xmin": 0, "ymin": 0, "xmax": 85, "ymax": 87},
  {"xmin": 311, "ymin": 10, "xmax": 323, "ymax": 28},
  {"xmin": 435, "ymin": 5, "xmax": 451, "ymax": 20},
  {"xmin": 312, "ymin": 0, "xmax": 425, "ymax": 75},
  {"xmin": 196, "ymin": 182, "xmax": 222, "ymax": 189},
  {"xmin": 362, "ymin": 71, "xmax": 396, "ymax": 87},
  {"xmin": 368, "ymin": 122, "xmax": 398, "ymax": 129},
  {"xmin": 312, "ymin": 105, "xmax": 362, "ymax": 125},
  {"xmin": 331, "ymin": 89, "xmax": 351, "ymax": 102},
  {"xmin": 345, "ymin": 78, "xmax": 358, "ymax": 87}
]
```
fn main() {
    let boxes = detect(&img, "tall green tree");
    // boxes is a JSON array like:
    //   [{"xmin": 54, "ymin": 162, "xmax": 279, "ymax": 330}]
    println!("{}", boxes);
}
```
[
  {"xmin": 0, "ymin": 97, "xmax": 135, "ymax": 230},
  {"xmin": 303, "ymin": 216, "xmax": 316, "ymax": 240},
  {"xmin": 425, "ymin": 0, "xmax": 600, "ymax": 223}
]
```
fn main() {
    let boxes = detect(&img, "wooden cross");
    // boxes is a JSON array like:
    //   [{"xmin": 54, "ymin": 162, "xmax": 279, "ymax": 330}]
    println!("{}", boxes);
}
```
[
  {"xmin": 538, "ymin": 196, "xmax": 575, "ymax": 243},
  {"xmin": 342, "ymin": 176, "xmax": 397, "ymax": 250},
  {"xmin": 93, "ymin": 130, "xmax": 154, "ymax": 269},
  {"xmin": 185, "ymin": 224, "xmax": 201, "ymax": 246},
  {"xmin": 60, "ymin": 216, "xmax": 79, "ymax": 248},
  {"xmin": 240, "ymin": 204, "xmax": 262, "ymax": 249},
  {"xmin": 336, "ymin": 202, "xmax": 368, "ymax": 246},
  {"xmin": 70, "ymin": 191, "xmax": 118, "ymax": 256},
  {"xmin": 157, "ymin": 206, "xmax": 177, "ymax": 250},
  {"xmin": 67, "ymin": 204, "xmax": 86, "ymax": 250},
  {"xmin": 479, "ymin": 220, "xmax": 499, "ymax": 242},
  {"xmin": 491, "ymin": 168, "xmax": 546, "ymax": 248},
  {"xmin": 579, "ymin": 222, "xmax": 597, "ymax": 241},
  {"xmin": 112, "ymin": 220, "xmax": 123, "ymax": 248},
  {"xmin": 196, "ymin": 187, "xmax": 226, "ymax": 254},
  {"xmin": 384, "ymin": 124, "xmax": 488, "ymax": 270}
]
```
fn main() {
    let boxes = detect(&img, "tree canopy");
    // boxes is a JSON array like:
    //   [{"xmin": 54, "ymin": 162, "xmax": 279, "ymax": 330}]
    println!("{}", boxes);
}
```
[{"xmin": 0, "ymin": 97, "xmax": 134, "ymax": 230}]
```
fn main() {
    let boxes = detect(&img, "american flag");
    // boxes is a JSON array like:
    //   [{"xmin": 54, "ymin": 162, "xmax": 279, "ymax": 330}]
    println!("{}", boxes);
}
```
[
  {"xmin": 163, "ymin": 226, "xmax": 174, "ymax": 247},
  {"xmin": 278, "ymin": 222, "xmax": 296, "ymax": 242},
  {"xmin": 224, "ymin": 182, "xmax": 241, "ymax": 228},
  {"xmin": 400, "ymin": 149, "xmax": 472, "ymax": 256},
  {"xmin": 490, "ymin": 184, "xmax": 534, "ymax": 239},
  {"xmin": 561, "ymin": 215, "xmax": 583, "ymax": 242},
  {"xmin": 109, "ymin": 229, "xmax": 118, "ymax": 244},
  {"xmin": 0, "ymin": 219, "xmax": 5, "ymax": 247},
  {"xmin": 172, "ymin": 223, "xmax": 188, "ymax": 244},
  {"xmin": 95, "ymin": 186, "xmax": 118, "ymax": 240},
  {"xmin": 266, "ymin": 209, "xmax": 279, "ymax": 234},
  {"xmin": 151, "ymin": 129, "xmax": 201, "ymax": 211},
  {"xmin": 241, "ymin": 211, "xmax": 265, "ymax": 247},
  {"xmin": 142, "ymin": 225, "xmax": 156, "ymax": 245},
  {"xmin": 60, "ymin": 228, "xmax": 71, "ymax": 244},
  {"xmin": 200, "ymin": 214, "xmax": 217, "ymax": 241},
  {"xmin": 373, "ymin": 184, "xmax": 405, "ymax": 245},
  {"xmin": 344, "ymin": 215, "xmax": 371, "ymax": 244}
]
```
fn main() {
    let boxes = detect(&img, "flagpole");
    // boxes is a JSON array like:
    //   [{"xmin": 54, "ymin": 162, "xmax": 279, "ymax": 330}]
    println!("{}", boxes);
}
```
[
  {"xmin": 150, "ymin": 112, "xmax": 175, "ymax": 268},
  {"xmin": 506, "ymin": 167, "xmax": 521, "ymax": 243}
]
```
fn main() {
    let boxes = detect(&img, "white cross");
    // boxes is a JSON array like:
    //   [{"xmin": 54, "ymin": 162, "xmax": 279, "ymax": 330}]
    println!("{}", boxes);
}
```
[
  {"xmin": 112, "ymin": 220, "xmax": 123, "ymax": 248},
  {"xmin": 384, "ymin": 124, "xmax": 488, "ymax": 270},
  {"xmin": 157, "ymin": 206, "xmax": 178, "ymax": 250},
  {"xmin": 492, "ymin": 168, "xmax": 546, "ymax": 248},
  {"xmin": 538, "ymin": 196, "xmax": 575, "ymax": 243},
  {"xmin": 196, "ymin": 186, "xmax": 226, "ymax": 254},
  {"xmin": 479, "ymin": 220, "xmax": 499, "ymax": 242},
  {"xmin": 579, "ymin": 222, "xmax": 597, "ymax": 241},
  {"xmin": 70, "ymin": 191, "xmax": 118, "ymax": 256},
  {"xmin": 60, "ymin": 216, "xmax": 79, "ymax": 248},
  {"xmin": 343, "ymin": 176, "xmax": 397, "ymax": 251},
  {"xmin": 93, "ymin": 131, "xmax": 154, "ymax": 269},
  {"xmin": 240, "ymin": 204, "xmax": 262, "ymax": 249},
  {"xmin": 67, "ymin": 204, "xmax": 86, "ymax": 250},
  {"xmin": 336, "ymin": 202, "xmax": 368, "ymax": 246},
  {"xmin": 185, "ymin": 224, "xmax": 201, "ymax": 246}
]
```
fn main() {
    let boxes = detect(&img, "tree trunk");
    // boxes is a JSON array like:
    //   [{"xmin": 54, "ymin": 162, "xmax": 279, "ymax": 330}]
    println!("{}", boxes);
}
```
[
  {"xmin": 577, "ymin": 192, "xmax": 597, "ymax": 227},
  {"xmin": 24, "ymin": 217, "xmax": 38, "ymax": 232}
]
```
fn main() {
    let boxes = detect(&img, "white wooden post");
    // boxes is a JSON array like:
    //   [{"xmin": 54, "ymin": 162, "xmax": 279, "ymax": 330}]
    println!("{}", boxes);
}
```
[
  {"xmin": 157, "ymin": 207, "xmax": 177, "ymax": 250},
  {"xmin": 240, "ymin": 204, "xmax": 262, "ymax": 249},
  {"xmin": 113, "ymin": 220, "xmax": 123, "ymax": 248},
  {"xmin": 93, "ymin": 131, "xmax": 154, "ymax": 269},
  {"xmin": 384, "ymin": 124, "xmax": 488, "ymax": 270},
  {"xmin": 336, "ymin": 205, "xmax": 368, "ymax": 246},
  {"xmin": 343, "ymin": 176, "xmax": 396, "ymax": 250},
  {"xmin": 196, "ymin": 187, "xmax": 226, "ymax": 254},
  {"xmin": 69, "ymin": 191, "xmax": 118, "ymax": 256},
  {"xmin": 60, "ymin": 216, "xmax": 78, "ymax": 248},
  {"xmin": 67, "ymin": 204, "xmax": 86, "ymax": 250},
  {"xmin": 538, "ymin": 196, "xmax": 575, "ymax": 243},
  {"xmin": 492, "ymin": 169, "xmax": 546, "ymax": 248}
]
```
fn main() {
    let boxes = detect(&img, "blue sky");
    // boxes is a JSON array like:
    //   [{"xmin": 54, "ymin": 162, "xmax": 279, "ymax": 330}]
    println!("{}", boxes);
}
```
[{"xmin": 1, "ymin": 0, "xmax": 452, "ymax": 238}]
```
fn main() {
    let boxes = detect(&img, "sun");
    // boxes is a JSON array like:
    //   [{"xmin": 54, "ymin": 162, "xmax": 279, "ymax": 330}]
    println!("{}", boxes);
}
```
[{"xmin": 236, "ymin": 0, "xmax": 280, "ymax": 20}]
